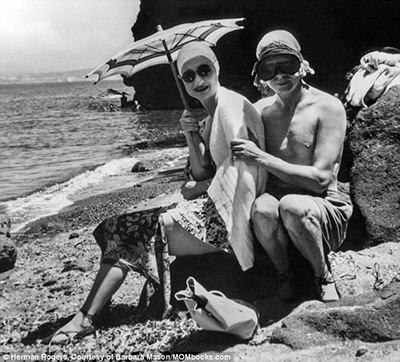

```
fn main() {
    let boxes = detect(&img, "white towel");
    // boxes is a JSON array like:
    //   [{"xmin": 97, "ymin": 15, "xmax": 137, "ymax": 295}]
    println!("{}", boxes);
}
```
[
  {"xmin": 346, "ymin": 51, "xmax": 400, "ymax": 107},
  {"xmin": 346, "ymin": 67, "xmax": 387, "ymax": 107},
  {"xmin": 208, "ymin": 87, "xmax": 267, "ymax": 271}
]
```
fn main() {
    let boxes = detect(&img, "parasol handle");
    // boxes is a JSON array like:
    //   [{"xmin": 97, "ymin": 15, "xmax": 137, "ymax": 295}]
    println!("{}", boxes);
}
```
[
  {"xmin": 157, "ymin": 26, "xmax": 191, "ymax": 110},
  {"xmin": 158, "ymin": 25, "xmax": 210, "ymax": 167}
]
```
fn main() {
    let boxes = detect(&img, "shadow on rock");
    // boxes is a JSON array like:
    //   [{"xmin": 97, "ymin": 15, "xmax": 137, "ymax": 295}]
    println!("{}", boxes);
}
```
[
  {"xmin": 21, "ymin": 315, "xmax": 73, "ymax": 345},
  {"xmin": 270, "ymin": 279, "xmax": 400, "ymax": 349}
]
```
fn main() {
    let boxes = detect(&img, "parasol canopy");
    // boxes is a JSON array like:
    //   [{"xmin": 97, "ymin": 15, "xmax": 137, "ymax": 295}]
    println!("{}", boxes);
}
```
[{"xmin": 86, "ymin": 18, "xmax": 244, "ymax": 109}]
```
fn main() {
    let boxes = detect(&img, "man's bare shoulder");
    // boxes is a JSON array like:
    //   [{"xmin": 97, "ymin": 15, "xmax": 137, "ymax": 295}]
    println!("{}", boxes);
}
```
[
  {"xmin": 305, "ymin": 86, "xmax": 345, "ymax": 125},
  {"xmin": 308, "ymin": 85, "xmax": 344, "ymax": 112}
]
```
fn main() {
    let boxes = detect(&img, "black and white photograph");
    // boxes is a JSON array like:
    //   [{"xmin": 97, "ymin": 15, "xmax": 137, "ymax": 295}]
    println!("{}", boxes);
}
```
[{"xmin": 1, "ymin": 0, "xmax": 399, "ymax": 359}]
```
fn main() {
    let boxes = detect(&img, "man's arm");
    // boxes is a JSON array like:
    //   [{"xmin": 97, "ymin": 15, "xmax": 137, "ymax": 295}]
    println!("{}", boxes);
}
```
[{"xmin": 231, "ymin": 96, "xmax": 346, "ymax": 194}]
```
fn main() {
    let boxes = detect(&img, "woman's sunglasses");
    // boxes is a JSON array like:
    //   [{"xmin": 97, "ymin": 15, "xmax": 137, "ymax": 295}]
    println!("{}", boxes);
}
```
[
  {"xmin": 181, "ymin": 64, "xmax": 213, "ymax": 83},
  {"xmin": 256, "ymin": 55, "xmax": 301, "ymax": 81}
]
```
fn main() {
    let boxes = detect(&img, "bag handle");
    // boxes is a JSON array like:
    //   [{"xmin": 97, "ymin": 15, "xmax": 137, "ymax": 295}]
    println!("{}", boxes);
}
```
[{"xmin": 209, "ymin": 290, "xmax": 227, "ymax": 298}]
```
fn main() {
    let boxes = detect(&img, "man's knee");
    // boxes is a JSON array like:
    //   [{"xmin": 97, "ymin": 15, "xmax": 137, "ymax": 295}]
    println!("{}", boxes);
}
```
[
  {"xmin": 279, "ymin": 195, "xmax": 321, "ymax": 227},
  {"xmin": 251, "ymin": 194, "xmax": 280, "ymax": 225}
]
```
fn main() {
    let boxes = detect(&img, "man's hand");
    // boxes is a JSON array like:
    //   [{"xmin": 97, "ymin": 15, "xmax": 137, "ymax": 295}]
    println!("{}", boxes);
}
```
[
  {"xmin": 179, "ymin": 109, "xmax": 200, "ymax": 137},
  {"xmin": 230, "ymin": 138, "xmax": 264, "ymax": 165}
]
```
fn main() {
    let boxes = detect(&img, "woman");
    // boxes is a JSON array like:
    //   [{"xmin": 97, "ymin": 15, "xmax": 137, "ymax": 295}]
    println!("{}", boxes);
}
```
[{"xmin": 44, "ymin": 41, "xmax": 266, "ymax": 344}]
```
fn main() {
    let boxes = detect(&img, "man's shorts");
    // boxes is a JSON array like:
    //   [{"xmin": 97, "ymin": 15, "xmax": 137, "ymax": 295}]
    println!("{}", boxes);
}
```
[
  {"xmin": 267, "ymin": 186, "xmax": 353, "ymax": 252},
  {"xmin": 309, "ymin": 190, "xmax": 353, "ymax": 251}
]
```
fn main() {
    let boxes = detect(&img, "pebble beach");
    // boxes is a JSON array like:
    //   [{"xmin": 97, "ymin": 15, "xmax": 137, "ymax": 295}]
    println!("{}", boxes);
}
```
[{"xmin": 1, "ymin": 171, "xmax": 196, "ymax": 355}]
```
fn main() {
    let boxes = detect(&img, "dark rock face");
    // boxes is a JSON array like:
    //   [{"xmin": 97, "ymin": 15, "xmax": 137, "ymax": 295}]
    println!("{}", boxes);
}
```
[
  {"xmin": 130, "ymin": 0, "xmax": 400, "ymax": 109},
  {"xmin": 347, "ymin": 86, "xmax": 400, "ymax": 247}
]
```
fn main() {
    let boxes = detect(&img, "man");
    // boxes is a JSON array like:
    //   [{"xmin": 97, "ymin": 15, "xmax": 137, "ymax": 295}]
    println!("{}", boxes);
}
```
[{"xmin": 231, "ymin": 30, "xmax": 353, "ymax": 302}]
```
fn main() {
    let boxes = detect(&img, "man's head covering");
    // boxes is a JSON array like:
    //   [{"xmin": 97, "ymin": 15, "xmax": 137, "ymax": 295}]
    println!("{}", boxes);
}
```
[
  {"xmin": 176, "ymin": 42, "xmax": 219, "ymax": 75},
  {"xmin": 253, "ymin": 30, "xmax": 314, "ymax": 82},
  {"xmin": 256, "ymin": 30, "xmax": 302, "ymax": 62}
]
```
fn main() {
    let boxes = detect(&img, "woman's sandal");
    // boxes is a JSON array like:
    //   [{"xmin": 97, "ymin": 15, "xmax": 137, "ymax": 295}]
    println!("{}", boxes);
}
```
[{"xmin": 42, "ymin": 309, "xmax": 97, "ymax": 345}]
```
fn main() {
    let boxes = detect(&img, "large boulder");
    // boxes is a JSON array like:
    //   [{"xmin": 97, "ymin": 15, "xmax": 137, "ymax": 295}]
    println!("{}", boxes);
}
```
[
  {"xmin": 347, "ymin": 86, "xmax": 400, "ymax": 247},
  {"xmin": 264, "ymin": 242, "xmax": 400, "ymax": 349},
  {"xmin": 270, "ymin": 278, "xmax": 400, "ymax": 349},
  {"xmin": 130, "ymin": 0, "xmax": 400, "ymax": 109}
]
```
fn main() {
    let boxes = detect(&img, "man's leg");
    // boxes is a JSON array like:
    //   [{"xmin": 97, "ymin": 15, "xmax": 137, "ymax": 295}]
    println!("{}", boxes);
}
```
[
  {"xmin": 251, "ymin": 193, "xmax": 290, "ymax": 274},
  {"xmin": 251, "ymin": 193, "xmax": 295, "ymax": 300},
  {"xmin": 279, "ymin": 194, "xmax": 339, "ymax": 301}
]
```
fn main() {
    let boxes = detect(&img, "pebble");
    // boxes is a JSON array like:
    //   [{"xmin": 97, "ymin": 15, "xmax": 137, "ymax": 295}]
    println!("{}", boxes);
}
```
[{"xmin": 356, "ymin": 346, "xmax": 368, "ymax": 357}]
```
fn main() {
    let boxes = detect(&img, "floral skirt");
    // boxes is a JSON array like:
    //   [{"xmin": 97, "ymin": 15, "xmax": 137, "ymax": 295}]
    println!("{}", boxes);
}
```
[
  {"xmin": 92, "ymin": 196, "xmax": 229, "ymax": 319},
  {"xmin": 94, "ymin": 197, "xmax": 229, "ymax": 270},
  {"xmin": 167, "ymin": 197, "xmax": 230, "ymax": 250}
]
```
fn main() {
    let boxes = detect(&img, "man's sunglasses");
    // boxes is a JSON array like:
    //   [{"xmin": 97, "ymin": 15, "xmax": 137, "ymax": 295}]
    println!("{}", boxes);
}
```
[
  {"xmin": 256, "ymin": 55, "xmax": 301, "ymax": 81},
  {"xmin": 180, "ymin": 64, "xmax": 213, "ymax": 83}
]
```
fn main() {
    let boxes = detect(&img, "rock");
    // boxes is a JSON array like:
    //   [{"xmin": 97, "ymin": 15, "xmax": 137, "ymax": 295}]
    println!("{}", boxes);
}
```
[
  {"xmin": 329, "ymin": 243, "xmax": 400, "ymax": 297},
  {"xmin": 137, "ymin": 245, "xmax": 278, "ymax": 318},
  {"xmin": 130, "ymin": 1, "xmax": 400, "ymax": 109},
  {"xmin": 170, "ymin": 250, "xmax": 277, "ymax": 307},
  {"xmin": 166, "ymin": 242, "xmax": 400, "ymax": 348},
  {"xmin": 68, "ymin": 232, "xmax": 79, "ymax": 239},
  {"xmin": 355, "ymin": 346, "xmax": 369, "ymax": 357},
  {"xmin": 347, "ymin": 86, "xmax": 400, "ymax": 247},
  {"xmin": 267, "ymin": 242, "xmax": 400, "ymax": 350},
  {"xmin": 270, "ymin": 279, "xmax": 400, "ymax": 349},
  {"xmin": 169, "ymin": 242, "xmax": 320, "ymax": 313},
  {"xmin": 42, "ymin": 279, "xmax": 57, "ymax": 287},
  {"xmin": 131, "ymin": 161, "xmax": 149, "ymax": 173},
  {"xmin": 61, "ymin": 260, "xmax": 88, "ymax": 273},
  {"xmin": 0, "ymin": 219, "xmax": 17, "ymax": 273},
  {"xmin": 0, "ymin": 239, "xmax": 17, "ymax": 273}
]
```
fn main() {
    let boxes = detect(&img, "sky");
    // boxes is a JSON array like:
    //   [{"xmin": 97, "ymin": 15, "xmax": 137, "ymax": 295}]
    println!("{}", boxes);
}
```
[{"xmin": 0, "ymin": 0, "xmax": 140, "ymax": 74}]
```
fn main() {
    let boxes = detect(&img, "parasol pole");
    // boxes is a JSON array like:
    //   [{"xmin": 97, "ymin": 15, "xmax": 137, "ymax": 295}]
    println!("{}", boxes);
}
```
[
  {"xmin": 157, "ymin": 25, "xmax": 191, "ymax": 110},
  {"xmin": 157, "ymin": 25, "xmax": 211, "ymax": 166}
]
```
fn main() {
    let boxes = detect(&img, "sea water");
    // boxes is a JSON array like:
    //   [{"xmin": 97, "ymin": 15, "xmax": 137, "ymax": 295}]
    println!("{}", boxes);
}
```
[{"xmin": 0, "ymin": 80, "xmax": 191, "ymax": 231}]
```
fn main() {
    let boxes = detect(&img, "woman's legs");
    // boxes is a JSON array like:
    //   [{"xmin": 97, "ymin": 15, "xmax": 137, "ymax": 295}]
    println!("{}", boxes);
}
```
[
  {"xmin": 162, "ymin": 212, "xmax": 220, "ymax": 256},
  {"xmin": 47, "ymin": 211, "xmax": 218, "ymax": 343},
  {"xmin": 47, "ymin": 263, "xmax": 128, "ymax": 344}
]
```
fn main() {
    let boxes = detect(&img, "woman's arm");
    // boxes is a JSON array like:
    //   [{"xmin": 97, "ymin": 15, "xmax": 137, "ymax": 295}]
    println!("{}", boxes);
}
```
[{"xmin": 180, "ymin": 110, "xmax": 214, "ymax": 181}]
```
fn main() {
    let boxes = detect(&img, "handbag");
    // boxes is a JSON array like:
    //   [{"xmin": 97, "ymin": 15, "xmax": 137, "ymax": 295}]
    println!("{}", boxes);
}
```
[{"xmin": 175, "ymin": 277, "xmax": 259, "ymax": 340}]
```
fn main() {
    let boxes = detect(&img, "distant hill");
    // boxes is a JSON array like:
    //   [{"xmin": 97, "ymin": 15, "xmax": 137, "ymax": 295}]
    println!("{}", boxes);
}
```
[{"xmin": 0, "ymin": 68, "xmax": 120, "ymax": 85}]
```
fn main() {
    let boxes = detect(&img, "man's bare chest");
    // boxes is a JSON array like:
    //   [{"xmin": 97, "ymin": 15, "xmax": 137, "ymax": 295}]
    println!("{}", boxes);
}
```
[{"xmin": 264, "ymin": 112, "xmax": 318, "ymax": 161}]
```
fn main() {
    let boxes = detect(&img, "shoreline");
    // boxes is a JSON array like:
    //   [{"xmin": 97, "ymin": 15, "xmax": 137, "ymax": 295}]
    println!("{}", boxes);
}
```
[
  {"xmin": 18, "ymin": 171, "xmax": 185, "ymax": 238},
  {"xmin": 5, "ymin": 145, "xmax": 189, "ymax": 235}
]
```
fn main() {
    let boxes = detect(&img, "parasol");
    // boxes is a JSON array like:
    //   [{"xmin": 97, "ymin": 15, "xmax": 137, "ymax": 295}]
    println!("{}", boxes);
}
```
[{"xmin": 86, "ymin": 18, "xmax": 244, "ymax": 109}]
